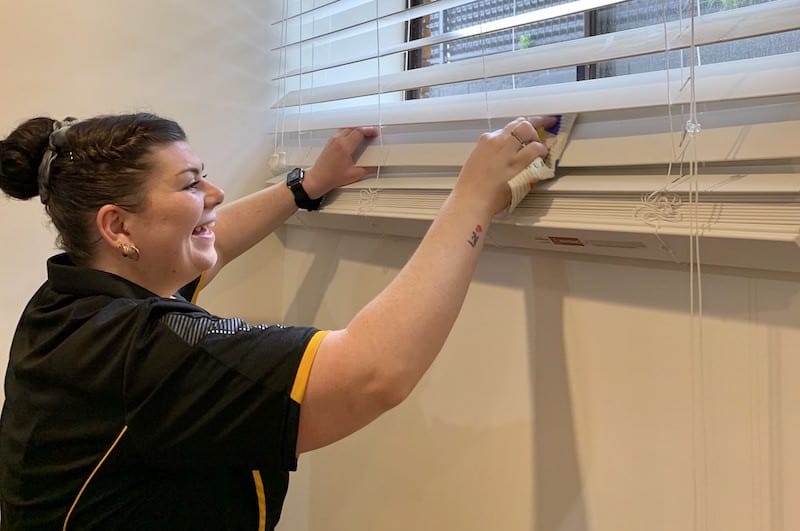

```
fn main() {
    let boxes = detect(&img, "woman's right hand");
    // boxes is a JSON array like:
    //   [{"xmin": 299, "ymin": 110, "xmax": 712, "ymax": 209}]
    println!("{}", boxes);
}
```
[{"xmin": 452, "ymin": 116, "xmax": 555, "ymax": 216}]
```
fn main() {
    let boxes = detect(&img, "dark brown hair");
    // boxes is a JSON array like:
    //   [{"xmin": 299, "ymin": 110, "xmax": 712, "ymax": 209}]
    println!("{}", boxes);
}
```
[{"xmin": 0, "ymin": 113, "xmax": 186, "ymax": 264}]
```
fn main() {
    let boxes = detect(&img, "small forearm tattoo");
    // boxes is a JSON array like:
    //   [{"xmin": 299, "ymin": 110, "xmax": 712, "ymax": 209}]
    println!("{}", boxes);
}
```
[{"xmin": 467, "ymin": 224, "xmax": 483, "ymax": 248}]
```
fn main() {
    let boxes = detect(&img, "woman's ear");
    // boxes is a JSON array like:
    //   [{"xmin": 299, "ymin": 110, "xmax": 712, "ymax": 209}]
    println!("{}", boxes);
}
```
[{"xmin": 95, "ymin": 204, "xmax": 131, "ymax": 249}]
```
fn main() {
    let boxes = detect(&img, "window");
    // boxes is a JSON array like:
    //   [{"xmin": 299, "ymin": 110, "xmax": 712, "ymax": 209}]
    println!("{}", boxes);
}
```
[
  {"xmin": 271, "ymin": 0, "xmax": 798, "ymax": 155},
  {"xmin": 270, "ymin": 0, "xmax": 800, "ymax": 272},
  {"xmin": 406, "ymin": 0, "xmax": 585, "ymax": 98},
  {"xmin": 407, "ymin": 0, "xmax": 799, "ymax": 96}
]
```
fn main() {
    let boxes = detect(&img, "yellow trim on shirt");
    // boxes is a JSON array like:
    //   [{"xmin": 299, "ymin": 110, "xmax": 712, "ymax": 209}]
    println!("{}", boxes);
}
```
[
  {"xmin": 63, "ymin": 426, "xmax": 129, "ymax": 530},
  {"xmin": 251, "ymin": 470, "xmax": 266, "ymax": 531},
  {"xmin": 191, "ymin": 271, "xmax": 207, "ymax": 305},
  {"xmin": 290, "ymin": 330, "xmax": 328, "ymax": 404}
]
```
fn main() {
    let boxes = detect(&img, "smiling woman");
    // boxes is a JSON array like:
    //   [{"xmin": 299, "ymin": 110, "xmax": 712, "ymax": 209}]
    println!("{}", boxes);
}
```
[{"xmin": 0, "ymin": 111, "xmax": 552, "ymax": 530}]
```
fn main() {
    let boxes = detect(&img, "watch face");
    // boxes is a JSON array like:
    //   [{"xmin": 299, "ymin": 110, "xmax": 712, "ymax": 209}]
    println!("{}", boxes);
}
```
[{"xmin": 287, "ymin": 167, "xmax": 304, "ymax": 187}]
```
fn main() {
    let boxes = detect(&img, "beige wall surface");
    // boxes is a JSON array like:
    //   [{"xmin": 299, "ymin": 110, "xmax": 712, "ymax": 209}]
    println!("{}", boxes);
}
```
[
  {"xmin": 280, "ymin": 228, "xmax": 800, "ymax": 531},
  {"xmin": 2, "ymin": 2, "xmax": 800, "ymax": 531}
]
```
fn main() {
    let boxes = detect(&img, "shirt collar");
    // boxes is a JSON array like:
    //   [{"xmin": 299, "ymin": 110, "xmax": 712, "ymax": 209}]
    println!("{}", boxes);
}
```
[{"xmin": 47, "ymin": 253, "xmax": 162, "ymax": 300}]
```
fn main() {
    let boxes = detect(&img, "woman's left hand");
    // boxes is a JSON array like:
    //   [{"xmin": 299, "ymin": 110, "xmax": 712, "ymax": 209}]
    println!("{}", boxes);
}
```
[{"xmin": 302, "ymin": 127, "xmax": 379, "ymax": 199}]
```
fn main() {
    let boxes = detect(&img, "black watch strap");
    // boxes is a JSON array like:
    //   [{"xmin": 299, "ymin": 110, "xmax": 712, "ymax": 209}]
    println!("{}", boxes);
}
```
[{"xmin": 286, "ymin": 167, "xmax": 324, "ymax": 211}]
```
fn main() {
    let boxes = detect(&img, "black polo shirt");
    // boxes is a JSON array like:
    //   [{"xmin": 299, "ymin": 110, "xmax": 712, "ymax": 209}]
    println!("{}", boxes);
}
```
[{"xmin": 0, "ymin": 254, "xmax": 325, "ymax": 530}]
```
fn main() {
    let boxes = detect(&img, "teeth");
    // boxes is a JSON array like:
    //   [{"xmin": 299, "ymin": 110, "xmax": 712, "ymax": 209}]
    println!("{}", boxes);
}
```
[{"xmin": 193, "ymin": 221, "xmax": 215, "ymax": 234}]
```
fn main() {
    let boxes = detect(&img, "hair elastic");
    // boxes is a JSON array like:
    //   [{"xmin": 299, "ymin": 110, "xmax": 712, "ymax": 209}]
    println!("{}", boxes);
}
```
[{"xmin": 37, "ymin": 117, "xmax": 79, "ymax": 204}]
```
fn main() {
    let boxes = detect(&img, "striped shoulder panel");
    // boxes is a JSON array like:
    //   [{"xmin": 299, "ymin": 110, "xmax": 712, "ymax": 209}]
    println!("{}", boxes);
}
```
[{"xmin": 159, "ymin": 313, "xmax": 280, "ymax": 347}]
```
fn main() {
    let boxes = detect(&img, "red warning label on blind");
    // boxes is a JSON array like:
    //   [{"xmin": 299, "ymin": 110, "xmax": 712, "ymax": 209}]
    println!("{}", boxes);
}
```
[{"xmin": 548, "ymin": 236, "xmax": 585, "ymax": 246}]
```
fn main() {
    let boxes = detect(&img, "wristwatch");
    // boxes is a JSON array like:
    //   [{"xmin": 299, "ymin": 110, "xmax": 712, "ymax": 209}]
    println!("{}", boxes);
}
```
[{"xmin": 286, "ymin": 167, "xmax": 324, "ymax": 211}]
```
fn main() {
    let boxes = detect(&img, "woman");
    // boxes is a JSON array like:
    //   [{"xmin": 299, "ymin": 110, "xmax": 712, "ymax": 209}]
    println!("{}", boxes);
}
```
[{"xmin": 0, "ymin": 112, "xmax": 551, "ymax": 530}]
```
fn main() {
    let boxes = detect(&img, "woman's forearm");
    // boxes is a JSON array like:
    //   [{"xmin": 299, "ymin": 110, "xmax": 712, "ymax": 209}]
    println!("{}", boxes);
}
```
[
  {"xmin": 203, "ymin": 128, "xmax": 378, "ymax": 288},
  {"xmin": 343, "ymin": 192, "xmax": 493, "ymax": 400},
  {"xmin": 214, "ymin": 183, "xmax": 297, "ymax": 264},
  {"xmin": 201, "ymin": 183, "xmax": 297, "ymax": 286}
]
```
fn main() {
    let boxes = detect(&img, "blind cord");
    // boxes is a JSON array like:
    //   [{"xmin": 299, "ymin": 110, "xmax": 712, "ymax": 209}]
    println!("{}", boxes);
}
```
[
  {"xmin": 686, "ymin": 1, "xmax": 707, "ymax": 529},
  {"xmin": 268, "ymin": 0, "xmax": 292, "ymax": 176},
  {"xmin": 358, "ymin": 0, "xmax": 387, "ymax": 216}
]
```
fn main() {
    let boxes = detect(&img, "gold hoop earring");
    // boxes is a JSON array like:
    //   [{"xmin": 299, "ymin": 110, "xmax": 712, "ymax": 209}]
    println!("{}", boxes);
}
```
[{"xmin": 118, "ymin": 242, "xmax": 140, "ymax": 262}]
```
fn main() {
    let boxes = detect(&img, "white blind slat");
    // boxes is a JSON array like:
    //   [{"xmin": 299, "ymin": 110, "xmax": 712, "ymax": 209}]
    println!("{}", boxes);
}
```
[
  {"xmin": 273, "ymin": 0, "xmax": 483, "ymax": 47},
  {"xmin": 274, "ymin": 0, "xmax": 800, "ymax": 107},
  {"xmin": 282, "ymin": 118, "xmax": 800, "ymax": 168},
  {"xmin": 274, "ymin": 0, "xmax": 632, "ymax": 80},
  {"xmin": 276, "ymin": 95, "xmax": 799, "ymax": 169},
  {"xmin": 274, "ymin": 0, "xmax": 368, "ymax": 24},
  {"xmin": 304, "ymin": 170, "xmax": 800, "ymax": 193},
  {"xmin": 274, "ymin": 52, "xmax": 800, "ymax": 132}
]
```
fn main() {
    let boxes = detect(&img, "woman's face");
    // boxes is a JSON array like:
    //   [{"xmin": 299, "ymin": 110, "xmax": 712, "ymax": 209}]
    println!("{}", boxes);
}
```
[{"xmin": 125, "ymin": 141, "xmax": 224, "ymax": 293}]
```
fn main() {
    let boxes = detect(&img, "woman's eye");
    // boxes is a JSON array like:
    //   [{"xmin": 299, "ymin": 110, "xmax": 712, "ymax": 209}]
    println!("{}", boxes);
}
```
[{"xmin": 185, "ymin": 173, "xmax": 207, "ymax": 190}]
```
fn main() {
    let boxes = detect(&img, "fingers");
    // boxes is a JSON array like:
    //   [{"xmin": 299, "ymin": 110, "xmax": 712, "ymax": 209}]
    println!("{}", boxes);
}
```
[
  {"xmin": 508, "ymin": 120, "xmax": 538, "ymax": 146},
  {"xmin": 500, "ymin": 117, "xmax": 549, "ymax": 162},
  {"xmin": 335, "ymin": 126, "xmax": 379, "ymax": 155},
  {"xmin": 345, "ymin": 165, "xmax": 377, "ymax": 183},
  {"xmin": 503, "ymin": 116, "xmax": 558, "ymax": 140},
  {"xmin": 335, "ymin": 126, "xmax": 378, "ymax": 140},
  {"xmin": 501, "ymin": 117, "xmax": 529, "ymax": 139},
  {"xmin": 527, "ymin": 115, "xmax": 558, "ymax": 130},
  {"xmin": 356, "ymin": 126, "xmax": 379, "ymax": 138},
  {"xmin": 518, "ymin": 138, "xmax": 549, "ymax": 161}
]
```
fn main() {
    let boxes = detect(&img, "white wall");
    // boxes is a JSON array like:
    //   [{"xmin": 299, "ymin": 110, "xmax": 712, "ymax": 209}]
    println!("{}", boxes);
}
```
[{"xmin": 2, "ymin": 2, "xmax": 800, "ymax": 531}]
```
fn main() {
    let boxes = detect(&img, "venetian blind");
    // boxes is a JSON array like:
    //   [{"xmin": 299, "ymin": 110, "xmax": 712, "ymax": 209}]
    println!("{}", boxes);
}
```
[
  {"xmin": 270, "ymin": 0, "xmax": 799, "ymax": 170},
  {"xmin": 268, "ymin": 0, "xmax": 800, "ymax": 272}
]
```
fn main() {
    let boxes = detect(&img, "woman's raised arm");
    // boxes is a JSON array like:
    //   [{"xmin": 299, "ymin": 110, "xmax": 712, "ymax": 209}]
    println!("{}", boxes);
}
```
[
  {"xmin": 297, "ymin": 116, "xmax": 555, "ymax": 453},
  {"xmin": 200, "ymin": 127, "xmax": 378, "ymax": 288}
]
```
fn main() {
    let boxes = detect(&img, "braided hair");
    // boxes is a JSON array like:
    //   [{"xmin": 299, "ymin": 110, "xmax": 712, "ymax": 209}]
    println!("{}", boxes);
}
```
[{"xmin": 0, "ymin": 113, "xmax": 186, "ymax": 264}]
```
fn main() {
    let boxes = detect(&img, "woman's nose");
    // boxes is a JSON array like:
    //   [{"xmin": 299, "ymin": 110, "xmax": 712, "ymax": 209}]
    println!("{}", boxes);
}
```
[{"xmin": 204, "ymin": 180, "xmax": 225, "ymax": 208}]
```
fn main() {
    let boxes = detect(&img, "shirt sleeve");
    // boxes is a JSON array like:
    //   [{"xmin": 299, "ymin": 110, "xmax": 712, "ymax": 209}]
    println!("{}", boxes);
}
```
[{"xmin": 120, "ymin": 304, "xmax": 326, "ymax": 472}]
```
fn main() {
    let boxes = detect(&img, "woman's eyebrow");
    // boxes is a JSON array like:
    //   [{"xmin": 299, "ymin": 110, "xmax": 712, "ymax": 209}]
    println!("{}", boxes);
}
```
[{"xmin": 175, "ymin": 162, "xmax": 205, "ymax": 177}]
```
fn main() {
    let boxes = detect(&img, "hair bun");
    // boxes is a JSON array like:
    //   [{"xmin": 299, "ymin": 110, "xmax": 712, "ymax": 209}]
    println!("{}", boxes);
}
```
[{"xmin": 0, "ymin": 117, "xmax": 57, "ymax": 200}]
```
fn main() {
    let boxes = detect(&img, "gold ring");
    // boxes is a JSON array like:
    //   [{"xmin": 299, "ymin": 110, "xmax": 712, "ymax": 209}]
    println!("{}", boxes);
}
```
[{"xmin": 510, "ymin": 130, "xmax": 526, "ymax": 145}]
